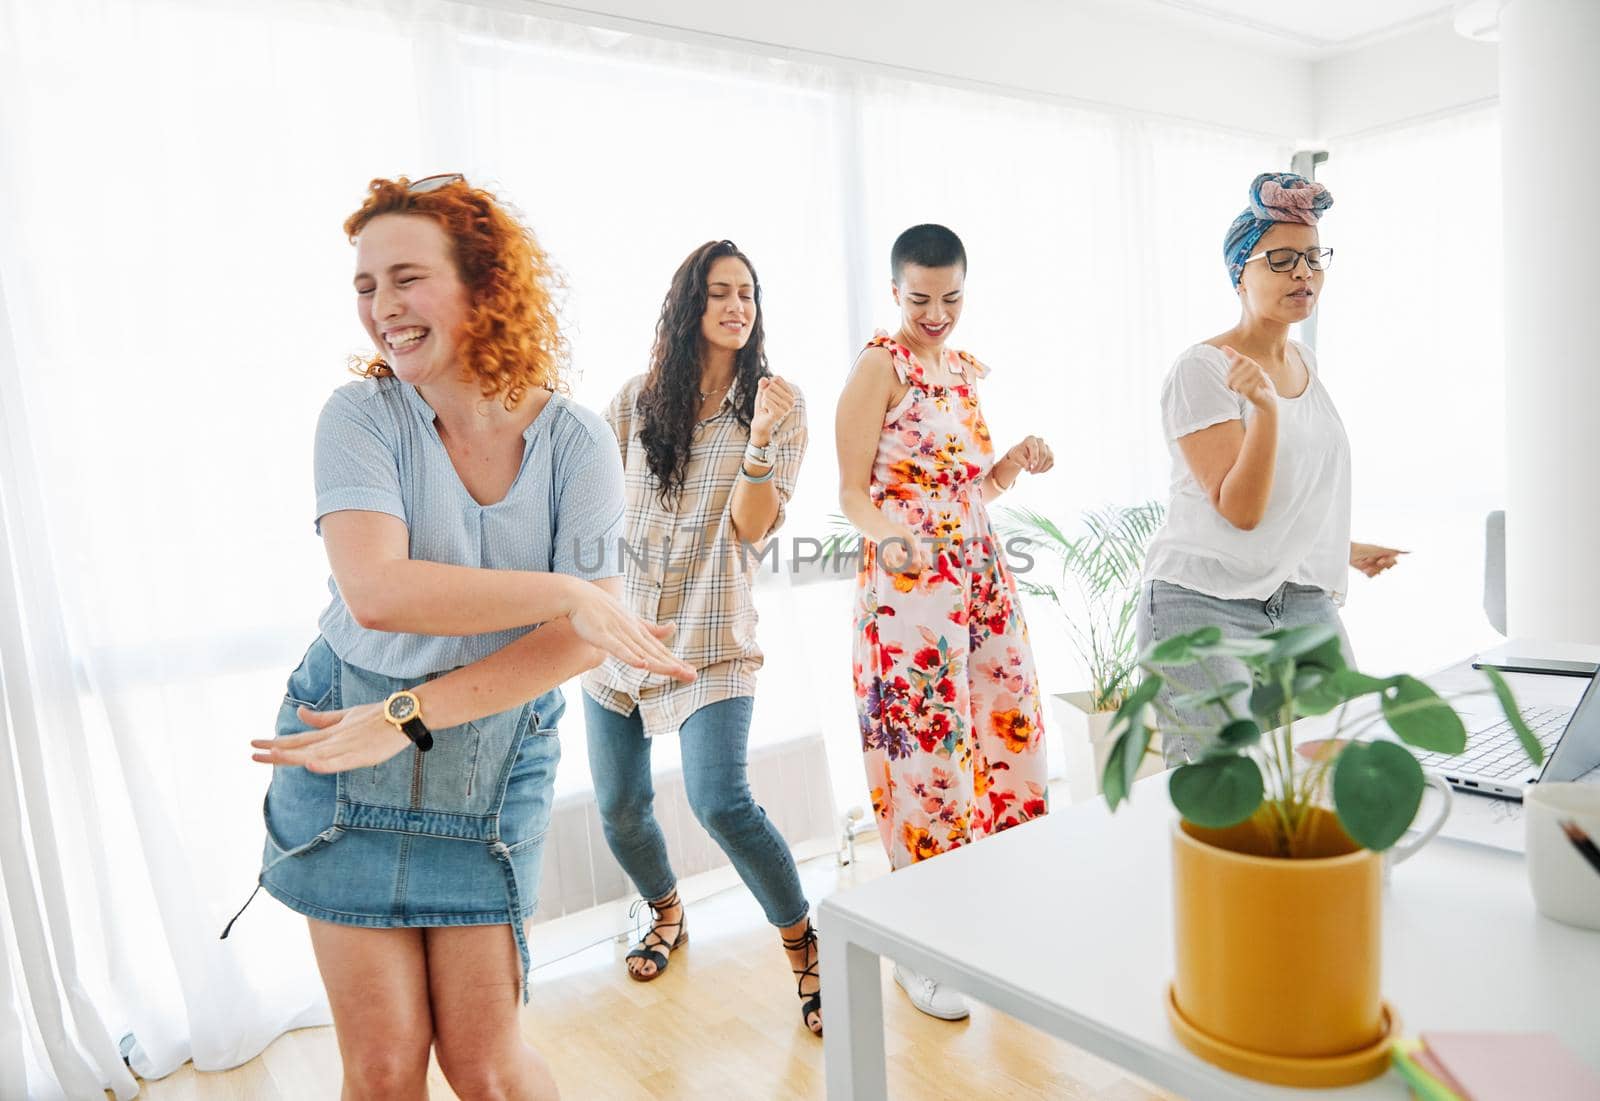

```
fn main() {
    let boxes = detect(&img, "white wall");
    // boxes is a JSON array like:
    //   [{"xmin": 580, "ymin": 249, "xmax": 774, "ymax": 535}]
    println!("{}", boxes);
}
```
[
  {"xmin": 518, "ymin": 0, "xmax": 1314, "ymax": 137},
  {"xmin": 1314, "ymin": 14, "xmax": 1498, "ymax": 141}
]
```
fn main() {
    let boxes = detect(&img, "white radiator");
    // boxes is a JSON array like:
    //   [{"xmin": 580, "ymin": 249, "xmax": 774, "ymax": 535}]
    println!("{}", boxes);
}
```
[{"xmin": 533, "ymin": 732, "xmax": 838, "ymax": 923}]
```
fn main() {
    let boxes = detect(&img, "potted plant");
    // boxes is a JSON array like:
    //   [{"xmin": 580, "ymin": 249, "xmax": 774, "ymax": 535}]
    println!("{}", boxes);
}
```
[
  {"xmin": 1100, "ymin": 623, "xmax": 1543, "ymax": 1087},
  {"xmin": 1001, "ymin": 502, "xmax": 1165, "ymax": 795}
]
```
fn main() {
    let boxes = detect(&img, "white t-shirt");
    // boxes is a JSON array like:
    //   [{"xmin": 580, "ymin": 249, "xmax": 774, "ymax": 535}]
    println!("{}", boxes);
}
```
[{"xmin": 1142, "ymin": 341, "xmax": 1351, "ymax": 603}]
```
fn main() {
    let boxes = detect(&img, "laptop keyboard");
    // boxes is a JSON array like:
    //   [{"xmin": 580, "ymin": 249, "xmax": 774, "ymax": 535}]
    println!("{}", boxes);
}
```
[{"xmin": 1412, "ymin": 707, "xmax": 1569, "ymax": 779}]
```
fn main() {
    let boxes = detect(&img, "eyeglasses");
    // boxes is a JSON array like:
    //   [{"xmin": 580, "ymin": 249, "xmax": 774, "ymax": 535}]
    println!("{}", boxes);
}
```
[
  {"xmin": 408, "ymin": 173, "xmax": 465, "ymax": 193},
  {"xmin": 1242, "ymin": 246, "xmax": 1334, "ymax": 273}
]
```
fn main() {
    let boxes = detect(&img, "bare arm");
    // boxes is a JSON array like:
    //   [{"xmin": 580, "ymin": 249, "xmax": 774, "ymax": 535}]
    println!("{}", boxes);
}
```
[
  {"xmin": 835, "ymin": 348, "xmax": 915, "ymax": 547},
  {"xmin": 250, "ymin": 578, "xmax": 656, "ymax": 773},
  {"xmin": 979, "ymin": 437, "xmax": 1054, "ymax": 503},
  {"xmin": 729, "ymin": 377, "xmax": 801, "ymax": 545},
  {"xmin": 980, "ymin": 454, "xmax": 1024, "ymax": 501},
  {"xmin": 1174, "ymin": 347, "xmax": 1279, "ymax": 531},
  {"xmin": 321, "ymin": 510, "xmax": 584, "ymax": 634},
  {"xmin": 320, "ymin": 510, "xmax": 691, "ymax": 679},
  {"xmin": 403, "ymin": 577, "xmax": 620, "ymax": 728}
]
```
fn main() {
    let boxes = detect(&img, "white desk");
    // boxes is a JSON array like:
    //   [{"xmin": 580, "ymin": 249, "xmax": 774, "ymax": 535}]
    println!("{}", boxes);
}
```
[{"xmin": 818, "ymin": 771, "xmax": 1600, "ymax": 1099}]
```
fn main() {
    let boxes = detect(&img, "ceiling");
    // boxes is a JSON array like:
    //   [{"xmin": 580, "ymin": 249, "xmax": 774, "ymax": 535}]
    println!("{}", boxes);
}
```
[{"xmin": 1132, "ymin": 0, "xmax": 1456, "ymax": 54}]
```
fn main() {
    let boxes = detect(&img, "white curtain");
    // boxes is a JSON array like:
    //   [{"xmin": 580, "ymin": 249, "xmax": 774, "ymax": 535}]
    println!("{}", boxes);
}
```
[
  {"xmin": 1317, "ymin": 107, "xmax": 1505, "ymax": 677},
  {"xmin": 0, "ymin": 0, "xmax": 1290, "ymax": 1093}
]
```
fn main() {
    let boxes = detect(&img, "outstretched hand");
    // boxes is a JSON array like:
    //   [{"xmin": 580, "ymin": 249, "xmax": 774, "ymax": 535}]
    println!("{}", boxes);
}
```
[
  {"xmin": 1350, "ymin": 542, "xmax": 1406, "ymax": 578},
  {"xmin": 251, "ymin": 703, "xmax": 408, "ymax": 774},
  {"xmin": 567, "ymin": 584, "xmax": 696, "ymax": 682}
]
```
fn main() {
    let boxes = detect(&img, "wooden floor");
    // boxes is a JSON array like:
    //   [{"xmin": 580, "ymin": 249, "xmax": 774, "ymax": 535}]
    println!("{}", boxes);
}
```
[{"xmin": 132, "ymin": 842, "xmax": 1177, "ymax": 1101}]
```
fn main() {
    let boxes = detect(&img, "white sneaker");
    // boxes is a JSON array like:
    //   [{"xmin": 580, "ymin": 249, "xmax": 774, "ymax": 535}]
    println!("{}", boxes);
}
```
[{"xmin": 893, "ymin": 963, "xmax": 969, "ymax": 1020}]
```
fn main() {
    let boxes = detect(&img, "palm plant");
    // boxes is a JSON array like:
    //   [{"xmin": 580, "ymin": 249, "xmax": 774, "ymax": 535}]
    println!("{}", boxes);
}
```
[
  {"xmin": 1000, "ymin": 502, "xmax": 1166, "ymax": 712},
  {"xmin": 812, "ymin": 513, "xmax": 863, "ymax": 577}
]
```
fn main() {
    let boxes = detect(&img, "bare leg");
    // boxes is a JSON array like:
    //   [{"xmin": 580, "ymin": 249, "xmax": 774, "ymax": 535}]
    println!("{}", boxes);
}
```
[
  {"xmin": 428, "ymin": 922, "xmax": 559, "ymax": 1101},
  {"xmin": 307, "ymin": 921, "xmax": 432, "ymax": 1101}
]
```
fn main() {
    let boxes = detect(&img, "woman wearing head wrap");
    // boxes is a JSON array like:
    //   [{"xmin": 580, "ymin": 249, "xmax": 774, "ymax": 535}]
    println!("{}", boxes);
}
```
[{"xmin": 1137, "ymin": 172, "xmax": 1403, "ymax": 764}]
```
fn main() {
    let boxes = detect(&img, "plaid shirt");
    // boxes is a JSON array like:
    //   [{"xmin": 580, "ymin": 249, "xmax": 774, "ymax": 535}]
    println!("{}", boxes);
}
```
[{"xmin": 582, "ymin": 374, "xmax": 807, "ymax": 737}]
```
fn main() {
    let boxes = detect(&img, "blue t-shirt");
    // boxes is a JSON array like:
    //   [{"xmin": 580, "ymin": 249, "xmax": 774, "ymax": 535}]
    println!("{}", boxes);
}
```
[{"xmin": 312, "ymin": 376, "xmax": 623, "ymax": 677}]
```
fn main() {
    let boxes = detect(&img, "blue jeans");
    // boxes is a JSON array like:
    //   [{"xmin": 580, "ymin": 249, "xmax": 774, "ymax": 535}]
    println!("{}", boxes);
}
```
[
  {"xmin": 1136, "ymin": 580, "xmax": 1354, "ymax": 766},
  {"xmin": 582, "ymin": 693, "xmax": 809, "ymax": 928}
]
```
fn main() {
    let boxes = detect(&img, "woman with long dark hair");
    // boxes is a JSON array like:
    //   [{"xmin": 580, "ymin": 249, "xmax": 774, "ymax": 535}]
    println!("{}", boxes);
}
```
[{"xmin": 582, "ymin": 240, "xmax": 821, "ymax": 1035}]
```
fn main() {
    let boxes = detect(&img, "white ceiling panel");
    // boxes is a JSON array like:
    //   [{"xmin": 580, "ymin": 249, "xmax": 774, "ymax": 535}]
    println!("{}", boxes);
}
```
[{"xmin": 1133, "ymin": 0, "xmax": 1454, "ymax": 52}]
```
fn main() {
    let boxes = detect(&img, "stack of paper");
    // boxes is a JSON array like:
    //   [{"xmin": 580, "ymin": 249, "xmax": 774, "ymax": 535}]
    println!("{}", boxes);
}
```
[{"xmin": 1391, "ymin": 1032, "xmax": 1600, "ymax": 1100}]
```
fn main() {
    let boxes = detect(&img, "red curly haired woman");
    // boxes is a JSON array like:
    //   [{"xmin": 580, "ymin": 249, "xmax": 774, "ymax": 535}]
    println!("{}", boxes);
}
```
[{"xmin": 240, "ymin": 175, "xmax": 693, "ymax": 1101}]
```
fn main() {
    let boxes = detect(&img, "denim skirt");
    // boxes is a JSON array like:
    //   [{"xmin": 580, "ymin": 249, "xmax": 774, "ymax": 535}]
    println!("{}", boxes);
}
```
[{"xmin": 247, "ymin": 636, "xmax": 561, "ymax": 994}]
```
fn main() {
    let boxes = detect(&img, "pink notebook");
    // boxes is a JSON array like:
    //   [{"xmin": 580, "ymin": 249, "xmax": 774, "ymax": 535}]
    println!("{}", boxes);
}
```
[{"xmin": 1421, "ymin": 1032, "xmax": 1600, "ymax": 1101}]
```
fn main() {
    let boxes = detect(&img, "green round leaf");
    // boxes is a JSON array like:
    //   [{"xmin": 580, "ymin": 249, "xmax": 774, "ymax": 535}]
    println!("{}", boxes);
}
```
[
  {"xmin": 1102, "ymin": 675, "xmax": 1162, "ymax": 811},
  {"xmin": 1204, "ymin": 718, "xmax": 1262, "ymax": 756},
  {"xmin": 1250, "ymin": 680, "xmax": 1287, "ymax": 721},
  {"xmin": 1170, "ymin": 756, "xmax": 1265, "ymax": 828},
  {"xmin": 1297, "ymin": 633, "xmax": 1349, "ymax": 673},
  {"xmin": 1170, "ymin": 681, "xmax": 1249, "ymax": 713},
  {"xmin": 1262, "ymin": 624, "xmax": 1340, "ymax": 664},
  {"xmin": 1380, "ymin": 675, "xmax": 1466, "ymax": 754},
  {"xmin": 1144, "ymin": 627, "xmax": 1223, "ymax": 666},
  {"xmin": 1296, "ymin": 669, "xmax": 1396, "ymax": 718},
  {"xmin": 1293, "ymin": 667, "xmax": 1327, "ymax": 694},
  {"xmin": 1208, "ymin": 637, "xmax": 1277, "ymax": 660},
  {"xmin": 1331, "ymin": 740, "xmax": 1426, "ymax": 851},
  {"xmin": 1293, "ymin": 684, "xmax": 1342, "ymax": 717},
  {"xmin": 1330, "ymin": 670, "xmax": 1395, "ymax": 698},
  {"xmin": 1107, "ymin": 675, "xmax": 1162, "ymax": 741},
  {"xmin": 1101, "ymin": 704, "xmax": 1155, "ymax": 811}
]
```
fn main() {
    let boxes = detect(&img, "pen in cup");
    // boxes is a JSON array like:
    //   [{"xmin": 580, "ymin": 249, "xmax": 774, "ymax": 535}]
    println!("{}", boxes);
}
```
[{"xmin": 1559, "ymin": 819, "xmax": 1600, "ymax": 876}]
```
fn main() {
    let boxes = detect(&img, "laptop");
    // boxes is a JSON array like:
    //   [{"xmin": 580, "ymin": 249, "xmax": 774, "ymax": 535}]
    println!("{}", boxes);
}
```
[{"xmin": 1412, "ymin": 671, "xmax": 1600, "ymax": 799}]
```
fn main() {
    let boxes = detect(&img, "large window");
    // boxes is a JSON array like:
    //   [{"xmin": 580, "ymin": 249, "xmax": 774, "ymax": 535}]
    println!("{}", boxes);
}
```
[{"xmin": 1317, "ymin": 107, "xmax": 1505, "ymax": 676}]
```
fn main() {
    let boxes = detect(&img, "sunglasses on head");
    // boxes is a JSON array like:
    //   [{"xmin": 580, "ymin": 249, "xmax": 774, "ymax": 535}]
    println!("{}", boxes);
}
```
[{"xmin": 407, "ymin": 173, "xmax": 465, "ymax": 193}]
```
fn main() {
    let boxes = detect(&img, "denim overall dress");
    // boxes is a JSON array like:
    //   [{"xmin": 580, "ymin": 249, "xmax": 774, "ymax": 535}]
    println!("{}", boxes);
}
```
[
  {"xmin": 227, "ymin": 636, "xmax": 562, "ymax": 999},
  {"xmin": 224, "ymin": 378, "xmax": 626, "ymax": 996}
]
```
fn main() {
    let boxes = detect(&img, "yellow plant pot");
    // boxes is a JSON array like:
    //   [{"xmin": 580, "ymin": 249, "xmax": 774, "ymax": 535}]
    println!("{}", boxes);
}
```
[{"xmin": 1167, "ymin": 810, "xmax": 1397, "ymax": 1087}]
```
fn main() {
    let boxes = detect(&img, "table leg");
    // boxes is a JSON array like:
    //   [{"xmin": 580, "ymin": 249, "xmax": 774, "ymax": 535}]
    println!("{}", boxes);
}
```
[{"xmin": 820, "ymin": 930, "xmax": 887, "ymax": 1099}]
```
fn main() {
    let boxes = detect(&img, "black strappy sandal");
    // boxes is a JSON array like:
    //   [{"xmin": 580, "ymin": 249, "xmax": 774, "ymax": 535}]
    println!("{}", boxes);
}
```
[
  {"xmin": 783, "ymin": 920, "xmax": 823, "ymax": 1036},
  {"xmin": 625, "ymin": 890, "xmax": 687, "ymax": 983}
]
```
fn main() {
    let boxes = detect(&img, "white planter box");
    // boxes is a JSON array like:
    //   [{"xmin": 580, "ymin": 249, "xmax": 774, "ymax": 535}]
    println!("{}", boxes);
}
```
[{"xmin": 1048, "ymin": 690, "xmax": 1164, "ymax": 804}]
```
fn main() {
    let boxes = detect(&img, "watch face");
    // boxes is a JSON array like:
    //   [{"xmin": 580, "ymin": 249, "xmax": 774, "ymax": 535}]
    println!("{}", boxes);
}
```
[{"xmin": 387, "ymin": 693, "xmax": 418, "ymax": 722}]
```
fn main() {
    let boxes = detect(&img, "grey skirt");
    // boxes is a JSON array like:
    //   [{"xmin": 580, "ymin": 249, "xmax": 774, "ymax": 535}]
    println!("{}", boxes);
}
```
[{"xmin": 1135, "ymin": 580, "xmax": 1352, "ymax": 765}]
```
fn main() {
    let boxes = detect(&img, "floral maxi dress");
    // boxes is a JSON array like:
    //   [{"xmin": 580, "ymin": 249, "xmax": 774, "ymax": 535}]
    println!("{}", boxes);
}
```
[{"xmin": 852, "ymin": 331, "xmax": 1048, "ymax": 870}]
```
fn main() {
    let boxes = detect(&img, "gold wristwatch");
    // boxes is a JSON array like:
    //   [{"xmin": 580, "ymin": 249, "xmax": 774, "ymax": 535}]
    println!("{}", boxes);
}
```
[{"xmin": 382, "ymin": 690, "xmax": 434, "ymax": 752}]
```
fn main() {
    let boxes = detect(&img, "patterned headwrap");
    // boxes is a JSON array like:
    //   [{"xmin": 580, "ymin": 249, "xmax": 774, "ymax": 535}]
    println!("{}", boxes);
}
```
[{"xmin": 1223, "ymin": 172, "xmax": 1334, "ymax": 287}]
